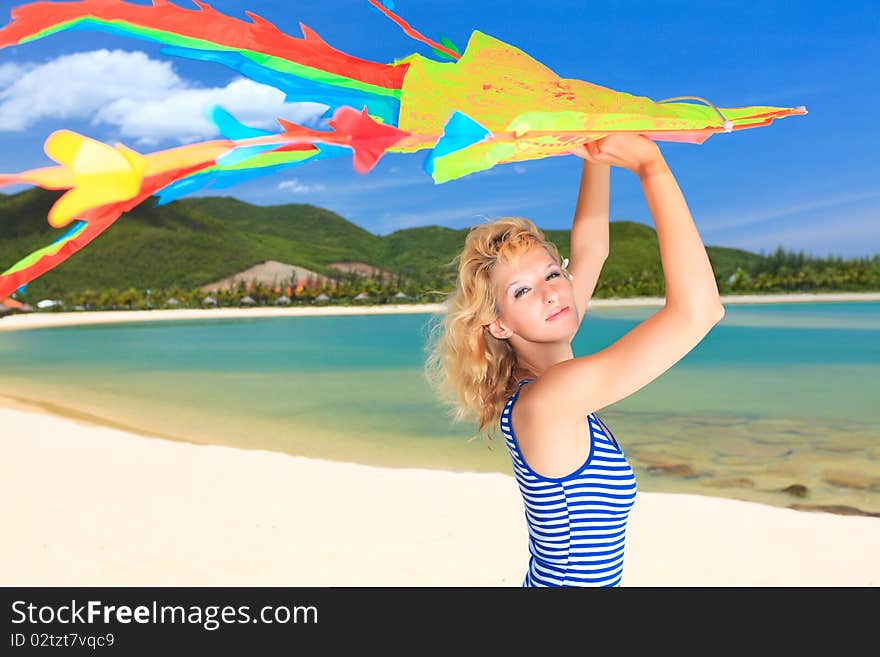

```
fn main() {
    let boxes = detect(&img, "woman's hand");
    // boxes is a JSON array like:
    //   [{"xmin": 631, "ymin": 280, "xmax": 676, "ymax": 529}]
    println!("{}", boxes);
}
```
[{"xmin": 570, "ymin": 134, "xmax": 664, "ymax": 179}]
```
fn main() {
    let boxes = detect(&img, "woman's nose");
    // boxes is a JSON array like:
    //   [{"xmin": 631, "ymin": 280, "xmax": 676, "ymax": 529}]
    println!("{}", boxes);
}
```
[{"xmin": 542, "ymin": 283, "xmax": 559, "ymax": 304}]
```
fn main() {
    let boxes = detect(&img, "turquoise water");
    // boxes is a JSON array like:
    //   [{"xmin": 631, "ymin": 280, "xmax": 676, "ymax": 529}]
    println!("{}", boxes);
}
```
[{"xmin": 1, "ymin": 301, "xmax": 878, "ymax": 514}]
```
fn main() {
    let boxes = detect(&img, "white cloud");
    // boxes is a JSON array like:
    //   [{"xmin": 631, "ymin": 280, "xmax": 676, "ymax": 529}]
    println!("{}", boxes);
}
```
[
  {"xmin": 373, "ymin": 199, "xmax": 541, "ymax": 234},
  {"xmin": 0, "ymin": 50, "xmax": 183, "ymax": 131},
  {"xmin": 717, "ymin": 208, "xmax": 879, "ymax": 258},
  {"xmin": 705, "ymin": 188, "xmax": 880, "ymax": 234},
  {"xmin": 0, "ymin": 62, "xmax": 31, "ymax": 88},
  {"xmin": 331, "ymin": 174, "xmax": 427, "ymax": 193},
  {"xmin": 0, "ymin": 49, "xmax": 328, "ymax": 145},
  {"xmin": 274, "ymin": 173, "xmax": 428, "ymax": 198},
  {"xmin": 95, "ymin": 77, "xmax": 329, "ymax": 146},
  {"xmin": 277, "ymin": 178, "xmax": 327, "ymax": 194}
]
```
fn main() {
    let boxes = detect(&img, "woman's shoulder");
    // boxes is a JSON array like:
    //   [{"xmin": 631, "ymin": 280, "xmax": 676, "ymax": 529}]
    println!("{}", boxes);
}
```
[
  {"xmin": 510, "ymin": 377, "xmax": 586, "ymax": 477},
  {"xmin": 513, "ymin": 377, "xmax": 540, "ymax": 410},
  {"xmin": 513, "ymin": 376, "xmax": 577, "ymax": 427}
]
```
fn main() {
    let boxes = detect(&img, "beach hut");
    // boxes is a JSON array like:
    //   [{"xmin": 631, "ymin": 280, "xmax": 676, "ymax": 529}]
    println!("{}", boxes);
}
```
[
  {"xmin": 314, "ymin": 293, "xmax": 330, "ymax": 303},
  {"xmin": 275, "ymin": 295, "xmax": 291, "ymax": 305},
  {"xmin": 394, "ymin": 291, "xmax": 411, "ymax": 299},
  {"xmin": 36, "ymin": 299, "xmax": 62, "ymax": 310},
  {"xmin": 354, "ymin": 292, "xmax": 370, "ymax": 301},
  {"xmin": 165, "ymin": 297, "xmax": 180, "ymax": 307},
  {"xmin": 240, "ymin": 295, "xmax": 256, "ymax": 306},
  {"xmin": 202, "ymin": 296, "xmax": 217, "ymax": 307}
]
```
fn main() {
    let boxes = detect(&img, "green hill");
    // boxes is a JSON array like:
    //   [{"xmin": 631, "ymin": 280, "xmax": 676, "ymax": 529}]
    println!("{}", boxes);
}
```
[
  {"xmin": 0, "ymin": 188, "xmax": 842, "ymax": 299},
  {"xmin": 0, "ymin": 190, "xmax": 386, "ymax": 296}
]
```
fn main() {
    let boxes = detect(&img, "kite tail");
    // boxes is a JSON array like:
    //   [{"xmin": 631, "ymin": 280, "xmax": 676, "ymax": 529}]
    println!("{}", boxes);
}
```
[
  {"xmin": 0, "ymin": 219, "xmax": 94, "ymax": 300},
  {"xmin": 0, "ymin": 0, "xmax": 409, "ymax": 123},
  {"xmin": 0, "ymin": 159, "xmax": 215, "ymax": 299},
  {"xmin": 365, "ymin": 0, "xmax": 461, "ymax": 61}
]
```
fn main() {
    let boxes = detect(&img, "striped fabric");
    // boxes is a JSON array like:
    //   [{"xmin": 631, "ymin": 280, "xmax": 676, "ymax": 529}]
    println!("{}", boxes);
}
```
[{"xmin": 501, "ymin": 378, "xmax": 638, "ymax": 587}]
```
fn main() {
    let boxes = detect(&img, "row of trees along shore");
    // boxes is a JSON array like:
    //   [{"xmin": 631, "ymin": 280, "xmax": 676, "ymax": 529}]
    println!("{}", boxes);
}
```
[
  {"xmin": 15, "ymin": 246, "xmax": 880, "ymax": 311},
  {"xmin": 598, "ymin": 250, "xmax": 880, "ymax": 298}
]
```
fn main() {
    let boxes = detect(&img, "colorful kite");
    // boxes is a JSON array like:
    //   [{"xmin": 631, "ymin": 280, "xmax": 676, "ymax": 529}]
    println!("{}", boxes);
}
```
[{"xmin": 0, "ymin": 0, "xmax": 807, "ymax": 299}]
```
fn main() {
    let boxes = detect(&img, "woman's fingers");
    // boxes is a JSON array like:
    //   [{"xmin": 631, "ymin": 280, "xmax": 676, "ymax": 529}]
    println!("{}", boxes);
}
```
[
  {"xmin": 570, "ymin": 144, "xmax": 594, "ymax": 160},
  {"xmin": 570, "ymin": 134, "xmax": 661, "ymax": 176},
  {"xmin": 572, "ymin": 137, "xmax": 630, "ymax": 168}
]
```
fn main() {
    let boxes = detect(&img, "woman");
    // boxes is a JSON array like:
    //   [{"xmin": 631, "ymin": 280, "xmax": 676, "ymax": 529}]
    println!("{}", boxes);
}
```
[{"xmin": 424, "ymin": 134, "xmax": 725, "ymax": 586}]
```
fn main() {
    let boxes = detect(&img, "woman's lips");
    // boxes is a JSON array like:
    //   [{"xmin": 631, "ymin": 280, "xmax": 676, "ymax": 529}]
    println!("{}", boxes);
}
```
[{"xmin": 547, "ymin": 306, "xmax": 570, "ymax": 321}]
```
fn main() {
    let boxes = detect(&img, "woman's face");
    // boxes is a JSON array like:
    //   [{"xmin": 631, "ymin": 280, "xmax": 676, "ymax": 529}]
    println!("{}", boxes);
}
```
[{"xmin": 487, "ymin": 245, "xmax": 578, "ymax": 343}]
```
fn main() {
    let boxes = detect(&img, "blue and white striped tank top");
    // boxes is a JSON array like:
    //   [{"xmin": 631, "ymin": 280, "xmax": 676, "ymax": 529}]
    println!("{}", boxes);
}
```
[{"xmin": 501, "ymin": 378, "xmax": 638, "ymax": 587}]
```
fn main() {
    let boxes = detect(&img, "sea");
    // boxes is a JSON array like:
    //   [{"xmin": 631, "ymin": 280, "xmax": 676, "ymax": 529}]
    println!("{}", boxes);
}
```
[{"xmin": 1, "ymin": 300, "xmax": 878, "ymax": 515}]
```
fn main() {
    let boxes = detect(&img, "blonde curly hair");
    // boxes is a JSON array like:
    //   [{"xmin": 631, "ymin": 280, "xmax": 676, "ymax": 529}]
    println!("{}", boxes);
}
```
[{"xmin": 422, "ymin": 216, "xmax": 573, "ymax": 449}]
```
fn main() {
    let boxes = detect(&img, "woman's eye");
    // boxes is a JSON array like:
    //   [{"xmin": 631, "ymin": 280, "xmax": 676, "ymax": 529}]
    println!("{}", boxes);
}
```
[{"xmin": 514, "ymin": 272, "xmax": 560, "ymax": 299}]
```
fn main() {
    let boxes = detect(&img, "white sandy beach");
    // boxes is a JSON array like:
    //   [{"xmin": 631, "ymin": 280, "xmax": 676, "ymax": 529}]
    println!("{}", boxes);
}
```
[
  {"xmin": 2, "ymin": 290, "xmax": 879, "ymax": 586},
  {"xmin": 1, "ymin": 291, "xmax": 879, "ymax": 333},
  {"xmin": 2, "ymin": 402, "xmax": 878, "ymax": 587}
]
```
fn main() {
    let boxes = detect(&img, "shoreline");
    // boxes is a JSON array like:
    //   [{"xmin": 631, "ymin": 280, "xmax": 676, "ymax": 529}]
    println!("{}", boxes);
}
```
[
  {"xmin": 3, "ymin": 403, "xmax": 878, "ymax": 586},
  {"xmin": 1, "ymin": 291, "xmax": 878, "ymax": 333},
  {"xmin": 1, "ymin": 387, "xmax": 877, "ymax": 519}
]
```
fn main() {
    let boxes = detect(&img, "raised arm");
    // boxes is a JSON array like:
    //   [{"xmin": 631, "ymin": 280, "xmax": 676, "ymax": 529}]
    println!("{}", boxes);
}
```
[
  {"xmin": 569, "ymin": 159, "xmax": 610, "ymax": 324},
  {"xmin": 527, "ymin": 136, "xmax": 725, "ymax": 420}
]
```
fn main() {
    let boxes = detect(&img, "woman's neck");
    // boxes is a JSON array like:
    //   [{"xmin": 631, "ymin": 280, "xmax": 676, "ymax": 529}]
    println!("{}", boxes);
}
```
[{"xmin": 513, "ymin": 365, "xmax": 538, "ymax": 382}]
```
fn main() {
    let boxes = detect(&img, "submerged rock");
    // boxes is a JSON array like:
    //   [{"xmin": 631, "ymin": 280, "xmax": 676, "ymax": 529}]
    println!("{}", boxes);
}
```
[
  {"xmin": 701, "ymin": 477, "xmax": 756, "ymax": 489},
  {"xmin": 822, "ymin": 469, "xmax": 880, "ymax": 491},
  {"xmin": 632, "ymin": 450, "xmax": 690, "ymax": 465},
  {"xmin": 646, "ymin": 463, "xmax": 697, "ymax": 477},
  {"xmin": 780, "ymin": 484, "xmax": 808, "ymax": 498},
  {"xmin": 713, "ymin": 455, "xmax": 762, "ymax": 466}
]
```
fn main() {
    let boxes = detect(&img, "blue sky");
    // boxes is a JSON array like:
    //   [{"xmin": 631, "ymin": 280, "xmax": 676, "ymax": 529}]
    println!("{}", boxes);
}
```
[{"xmin": 0, "ymin": 0, "xmax": 877, "ymax": 258}]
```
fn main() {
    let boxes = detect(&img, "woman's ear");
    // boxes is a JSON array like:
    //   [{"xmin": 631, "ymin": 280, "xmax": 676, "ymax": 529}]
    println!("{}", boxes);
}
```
[{"xmin": 484, "ymin": 320, "xmax": 511, "ymax": 340}]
